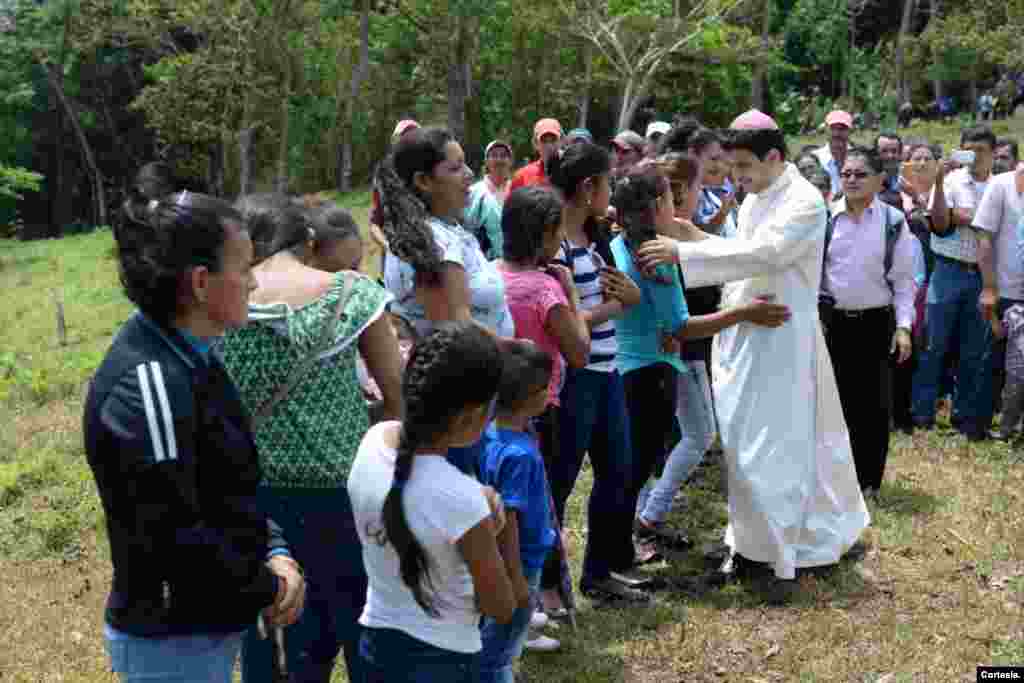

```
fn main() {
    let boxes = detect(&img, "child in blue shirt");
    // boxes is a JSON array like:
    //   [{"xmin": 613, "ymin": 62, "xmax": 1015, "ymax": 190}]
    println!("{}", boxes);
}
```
[{"xmin": 478, "ymin": 340, "xmax": 558, "ymax": 683}]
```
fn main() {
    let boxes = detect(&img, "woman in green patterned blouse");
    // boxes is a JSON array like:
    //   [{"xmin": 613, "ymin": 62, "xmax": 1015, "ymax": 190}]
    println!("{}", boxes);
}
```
[{"xmin": 220, "ymin": 197, "xmax": 403, "ymax": 683}]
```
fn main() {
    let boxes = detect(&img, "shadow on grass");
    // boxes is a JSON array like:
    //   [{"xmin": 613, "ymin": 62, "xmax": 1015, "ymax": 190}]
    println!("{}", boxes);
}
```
[{"xmin": 876, "ymin": 479, "xmax": 942, "ymax": 516}]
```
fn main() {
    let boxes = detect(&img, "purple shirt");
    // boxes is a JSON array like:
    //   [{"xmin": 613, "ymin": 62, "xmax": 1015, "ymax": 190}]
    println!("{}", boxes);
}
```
[{"xmin": 822, "ymin": 198, "xmax": 917, "ymax": 329}]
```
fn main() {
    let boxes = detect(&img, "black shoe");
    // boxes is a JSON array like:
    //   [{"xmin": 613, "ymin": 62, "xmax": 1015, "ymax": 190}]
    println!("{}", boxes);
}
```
[
  {"xmin": 580, "ymin": 577, "xmax": 651, "ymax": 604},
  {"xmin": 765, "ymin": 578, "xmax": 799, "ymax": 606},
  {"xmin": 635, "ymin": 520, "xmax": 694, "ymax": 550}
]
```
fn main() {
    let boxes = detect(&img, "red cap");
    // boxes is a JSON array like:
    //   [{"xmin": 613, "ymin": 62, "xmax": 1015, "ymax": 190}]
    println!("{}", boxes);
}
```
[
  {"xmin": 825, "ymin": 110, "xmax": 853, "ymax": 129},
  {"xmin": 533, "ymin": 118, "xmax": 563, "ymax": 142}
]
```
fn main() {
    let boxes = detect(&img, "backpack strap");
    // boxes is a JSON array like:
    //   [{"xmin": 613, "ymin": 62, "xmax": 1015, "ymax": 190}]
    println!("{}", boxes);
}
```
[{"xmin": 882, "ymin": 203, "xmax": 905, "ymax": 297}]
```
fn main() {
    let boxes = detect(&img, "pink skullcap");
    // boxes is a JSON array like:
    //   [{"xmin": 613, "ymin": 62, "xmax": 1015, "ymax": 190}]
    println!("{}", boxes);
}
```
[{"xmin": 730, "ymin": 109, "xmax": 779, "ymax": 131}]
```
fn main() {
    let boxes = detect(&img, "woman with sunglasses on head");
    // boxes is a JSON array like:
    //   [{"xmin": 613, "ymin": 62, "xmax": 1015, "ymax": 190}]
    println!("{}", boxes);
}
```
[
  {"xmin": 84, "ymin": 186, "xmax": 305, "ymax": 682},
  {"xmin": 220, "ymin": 198, "xmax": 403, "ymax": 683}
]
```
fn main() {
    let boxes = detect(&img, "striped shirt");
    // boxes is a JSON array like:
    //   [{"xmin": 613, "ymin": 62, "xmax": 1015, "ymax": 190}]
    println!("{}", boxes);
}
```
[{"xmin": 554, "ymin": 240, "xmax": 617, "ymax": 372}]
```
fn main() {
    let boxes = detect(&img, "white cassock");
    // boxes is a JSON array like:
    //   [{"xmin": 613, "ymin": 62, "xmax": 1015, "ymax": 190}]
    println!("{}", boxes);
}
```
[{"xmin": 677, "ymin": 163, "xmax": 869, "ymax": 579}]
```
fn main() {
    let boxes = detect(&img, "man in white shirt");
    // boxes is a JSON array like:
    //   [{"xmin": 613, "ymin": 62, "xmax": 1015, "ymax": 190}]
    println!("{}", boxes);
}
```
[
  {"xmin": 973, "ymin": 155, "xmax": 1024, "ymax": 438},
  {"xmin": 637, "ymin": 110, "xmax": 869, "ymax": 604},
  {"xmin": 814, "ymin": 110, "xmax": 853, "ymax": 196},
  {"xmin": 912, "ymin": 125, "xmax": 997, "ymax": 440},
  {"xmin": 820, "ymin": 147, "xmax": 916, "ymax": 498}
]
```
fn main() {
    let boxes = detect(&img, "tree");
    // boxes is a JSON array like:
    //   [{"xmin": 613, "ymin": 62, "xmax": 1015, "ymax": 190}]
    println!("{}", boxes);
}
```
[
  {"xmin": 566, "ymin": 0, "xmax": 751, "ymax": 130},
  {"xmin": 894, "ymin": 0, "xmax": 915, "ymax": 104}
]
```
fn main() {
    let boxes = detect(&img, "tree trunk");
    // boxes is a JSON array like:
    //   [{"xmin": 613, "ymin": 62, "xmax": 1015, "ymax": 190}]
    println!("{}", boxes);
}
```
[
  {"xmin": 207, "ymin": 141, "xmax": 225, "ymax": 197},
  {"xmin": 751, "ymin": 0, "xmax": 772, "ymax": 111},
  {"xmin": 338, "ymin": 0, "xmax": 371, "ymax": 193},
  {"xmin": 895, "ymin": 0, "xmax": 915, "ymax": 104},
  {"xmin": 969, "ymin": 77, "xmax": 978, "ymax": 121},
  {"xmin": 275, "ymin": 57, "xmax": 293, "ymax": 195},
  {"xmin": 577, "ymin": 42, "xmax": 592, "ymax": 129},
  {"xmin": 617, "ymin": 76, "xmax": 640, "ymax": 131},
  {"xmin": 238, "ymin": 126, "xmax": 255, "ymax": 198},
  {"xmin": 38, "ymin": 60, "xmax": 107, "ymax": 228},
  {"xmin": 447, "ymin": 13, "xmax": 472, "ymax": 144},
  {"xmin": 930, "ymin": 0, "xmax": 943, "ymax": 103}
]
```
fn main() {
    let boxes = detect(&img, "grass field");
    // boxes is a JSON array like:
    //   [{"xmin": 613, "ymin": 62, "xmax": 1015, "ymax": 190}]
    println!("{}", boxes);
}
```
[{"xmin": 1, "ymin": 119, "xmax": 1022, "ymax": 682}]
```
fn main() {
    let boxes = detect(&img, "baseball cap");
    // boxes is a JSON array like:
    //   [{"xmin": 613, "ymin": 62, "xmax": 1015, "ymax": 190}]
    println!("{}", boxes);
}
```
[
  {"xmin": 613, "ymin": 130, "xmax": 647, "ymax": 152},
  {"xmin": 391, "ymin": 119, "xmax": 420, "ymax": 143},
  {"xmin": 825, "ymin": 110, "xmax": 853, "ymax": 128},
  {"xmin": 566, "ymin": 128, "xmax": 594, "ymax": 143},
  {"xmin": 646, "ymin": 121, "xmax": 672, "ymax": 139},
  {"xmin": 730, "ymin": 109, "xmax": 780, "ymax": 130},
  {"xmin": 484, "ymin": 140, "xmax": 513, "ymax": 157},
  {"xmin": 533, "ymin": 118, "xmax": 563, "ymax": 142}
]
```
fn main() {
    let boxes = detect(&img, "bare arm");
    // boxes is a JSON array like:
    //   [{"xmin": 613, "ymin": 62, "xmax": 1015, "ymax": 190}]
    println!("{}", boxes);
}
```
[
  {"xmin": 357, "ymin": 316, "xmax": 403, "ymax": 422},
  {"xmin": 416, "ymin": 263, "xmax": 473, "ymax": 325},
  {"xmin": 675, "ymin": 300, "xmax": 791, "ymax": 340},
  {"xmin": 457, "ymin": 517, "xmax": 517, "ymax": 624},
  {"xmin": 496, "ymin": 509, "xmax": 531, "ymax": 608}
]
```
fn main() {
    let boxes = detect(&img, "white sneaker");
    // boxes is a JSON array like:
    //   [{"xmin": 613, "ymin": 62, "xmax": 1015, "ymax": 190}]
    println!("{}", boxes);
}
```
[
  {"xmin": 529, "ymin": 610, "xmax": 549, "ymax": 630},
  {"xmin": 523, "ymin": 632, "xmax": 560, "ymax": 652}
]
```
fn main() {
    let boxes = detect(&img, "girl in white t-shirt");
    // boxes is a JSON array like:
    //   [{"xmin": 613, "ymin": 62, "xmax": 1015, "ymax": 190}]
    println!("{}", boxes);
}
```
[{"xmin": 348, "ymin": 322, "xmax": 519, "ymax": 683}]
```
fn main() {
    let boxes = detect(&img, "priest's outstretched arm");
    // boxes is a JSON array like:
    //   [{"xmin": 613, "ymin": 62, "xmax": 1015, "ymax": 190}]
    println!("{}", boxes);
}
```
[{"xmin": 637, "ymin": 193, "xmax": 826, "ymax": 289}]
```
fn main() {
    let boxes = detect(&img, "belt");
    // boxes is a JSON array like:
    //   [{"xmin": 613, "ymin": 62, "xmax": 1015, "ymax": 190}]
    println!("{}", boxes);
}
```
[
  {"xmin": 935, "ymin": 253, "xmax": 979, "ymax": 272},
  {"xmin": 832, "ymin": 306, "xmax": 892, "ymax": 319}
]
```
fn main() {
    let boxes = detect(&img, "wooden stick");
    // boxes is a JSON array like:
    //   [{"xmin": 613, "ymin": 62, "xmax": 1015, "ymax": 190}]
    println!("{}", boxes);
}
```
[{"xmin": 54, "ymin": 291, "xmax": 66, "ymax": 347}]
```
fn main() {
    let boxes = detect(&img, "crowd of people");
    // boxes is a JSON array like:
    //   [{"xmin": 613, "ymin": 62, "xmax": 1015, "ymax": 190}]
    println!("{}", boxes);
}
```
[{"xmin": 82, "ymin": 104, "xmax": 1024, "ymax": 683}]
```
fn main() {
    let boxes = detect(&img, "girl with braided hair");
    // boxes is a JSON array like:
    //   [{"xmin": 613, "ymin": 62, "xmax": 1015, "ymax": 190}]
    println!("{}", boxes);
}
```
[
  {"xmin": 378, "ymin": 127, "xmax": 513, "ymax": 340},
  {"xmin": 348, "ymin": 322, "xmax": 518, "ymax": 683}
]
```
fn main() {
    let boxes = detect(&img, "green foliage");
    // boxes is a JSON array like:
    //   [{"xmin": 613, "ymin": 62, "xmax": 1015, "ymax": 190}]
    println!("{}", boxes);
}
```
[{"xmin": 0, "ymin": 164, "xmax": 43, "ymax": 201}]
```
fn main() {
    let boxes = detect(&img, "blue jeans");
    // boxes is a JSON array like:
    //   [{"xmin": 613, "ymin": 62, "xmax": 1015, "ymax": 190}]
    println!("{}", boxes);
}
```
[
  {"xmin": 242, "ymin": 487, "xmax": 367, "ymax": 683},
  {"xmin": 104, "ymin": 624, "xmax": 243, "ymax": 682},
  {"xmin": 551, "ymin": 368, "xmax": 634, "ymax": 582},
  {"xmin": 912, "ymin": 257, "xmax": 994, "ymax": 434},
  {"xmin": 637, "ymin": 361, "xmax": 714, "ymax": 523},
  {"xmin": 479, "ymin": 568, "xmax": 542, "ymax": 683},
  {"xmin": 359, "ymin": 627, "xmax": 480, "ymax": 683}
]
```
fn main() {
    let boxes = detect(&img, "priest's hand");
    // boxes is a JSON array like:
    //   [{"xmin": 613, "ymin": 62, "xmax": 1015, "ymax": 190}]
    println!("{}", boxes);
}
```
[
  {"xmin": 636, "ymin": 236, "xmax": 680, "ymax": 271},
  {"xmin": 891, "ymin": 328, "xmax": 912, "ymax": 364}
]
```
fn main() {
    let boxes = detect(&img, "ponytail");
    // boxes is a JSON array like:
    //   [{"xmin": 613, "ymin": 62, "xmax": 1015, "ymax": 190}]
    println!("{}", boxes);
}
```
[{"xmin": 379, "ymin": 321, "xmax": 502, "ymax": 616}]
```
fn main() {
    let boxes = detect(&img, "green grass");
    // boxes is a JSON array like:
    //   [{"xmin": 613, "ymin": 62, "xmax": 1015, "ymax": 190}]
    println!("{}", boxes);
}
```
[{"xmin": 3, "ymin": 123, "xmax": 1024, "ymax": 680}]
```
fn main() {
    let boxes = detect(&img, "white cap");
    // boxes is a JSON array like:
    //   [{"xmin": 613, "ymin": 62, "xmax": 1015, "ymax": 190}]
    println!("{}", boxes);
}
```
[{"xmin": 646, "ymin": 121, "xmax": 671, "ymax": 139}]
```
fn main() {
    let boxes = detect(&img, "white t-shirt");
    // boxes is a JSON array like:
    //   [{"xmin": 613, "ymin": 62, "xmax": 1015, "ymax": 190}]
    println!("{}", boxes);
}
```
[
  {"xmin": 973, "ymin": 171, "xmax": 1024, "ymax": 300},
  {"xmin": 384, "ymin": 216, "xmax": 515, "ymax": 338},
  {"xmin": 348, "ymin": 422, "xmax": 491, "ymax": 654}
]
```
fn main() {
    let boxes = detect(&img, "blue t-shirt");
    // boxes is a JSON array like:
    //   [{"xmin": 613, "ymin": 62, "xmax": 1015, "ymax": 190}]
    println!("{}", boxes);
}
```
[
  {"xmin": 478, "ymin": 426, "xmax": 556, "ymax": 570},
  {"xmin": 610, "ymin": 235, "xmax": 689, "ymax": 376}
]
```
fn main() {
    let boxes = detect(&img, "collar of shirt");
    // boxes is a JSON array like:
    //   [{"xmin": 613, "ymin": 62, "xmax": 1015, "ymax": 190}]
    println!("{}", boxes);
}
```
[
  {"xmin": 832, "ymin": 196, "xmax": 881, "ymax": 221},
  {"xmin": 176, "ymin": 326, "xmax": 212, "ymax": 364}
]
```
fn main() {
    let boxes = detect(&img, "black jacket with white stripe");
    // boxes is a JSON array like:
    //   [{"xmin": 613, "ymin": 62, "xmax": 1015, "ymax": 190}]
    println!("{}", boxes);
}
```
[{"xmin": 83, "ymin": 312, "xmax": 287, "ymax": 637}]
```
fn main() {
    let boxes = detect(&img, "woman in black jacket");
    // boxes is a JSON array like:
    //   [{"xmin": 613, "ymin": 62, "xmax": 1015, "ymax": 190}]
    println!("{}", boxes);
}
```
[{"xmin": 83, "ymin": 187, "xmax": 305, "ymax": 681}]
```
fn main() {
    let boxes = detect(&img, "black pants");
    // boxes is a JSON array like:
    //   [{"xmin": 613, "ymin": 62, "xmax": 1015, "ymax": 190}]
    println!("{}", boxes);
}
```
[
  {"xmin": 891, "ymin": 348, "xmax": 916, "ymax": 432},
  {"xmin": 823, "ymin": 307, "xmax": 893, "ymax": 491},
  {"xmin": 622, "ymin": 363, "xmax": 678, "ymax": 566}
]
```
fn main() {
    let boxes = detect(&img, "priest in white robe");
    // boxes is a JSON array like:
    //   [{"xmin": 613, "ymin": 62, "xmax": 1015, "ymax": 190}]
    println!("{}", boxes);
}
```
[{"xmin": 638, "ymin": 111, "xmax": 869, "ymax": 597}]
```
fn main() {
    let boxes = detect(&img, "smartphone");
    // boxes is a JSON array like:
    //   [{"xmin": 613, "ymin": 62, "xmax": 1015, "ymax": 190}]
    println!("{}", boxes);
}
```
[{"xmin": 951, "ymin": 149, "xmax": 976, "ymax": 166}]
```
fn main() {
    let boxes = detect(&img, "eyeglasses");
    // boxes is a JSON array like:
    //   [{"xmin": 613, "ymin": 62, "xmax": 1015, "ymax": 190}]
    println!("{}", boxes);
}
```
[{"xmin": 840, "ymin": 171, "xmax": 873, "ymax": 180}]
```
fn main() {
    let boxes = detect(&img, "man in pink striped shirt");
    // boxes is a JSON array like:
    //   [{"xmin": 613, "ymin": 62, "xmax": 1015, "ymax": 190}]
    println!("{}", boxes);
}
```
[{"xmin": 820, "ymin": 146, "xmax": 917, "ymax": 498}]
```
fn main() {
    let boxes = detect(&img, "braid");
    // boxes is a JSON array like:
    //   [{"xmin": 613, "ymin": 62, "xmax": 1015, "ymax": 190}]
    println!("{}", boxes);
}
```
[
  {"xmin": 379, "ymin": 322, "xmax": 501, "ymax": 617},
  {"xmin": 376, "ymin": 159, "xmax": 443, "ymax": 278}
]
